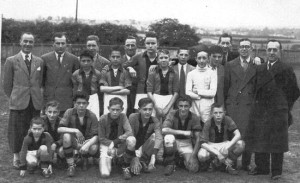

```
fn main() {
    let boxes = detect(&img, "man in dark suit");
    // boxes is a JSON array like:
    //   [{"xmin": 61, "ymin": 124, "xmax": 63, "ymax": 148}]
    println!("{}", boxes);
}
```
[
  {"xmin": 224, "ymin": 38, "xmax": 257, "ymax": 171},
  {"xmin": 122, "ymin": 36, "xmax": 137, "ymax": 116},
  {"xmin": 42, "ymin": 32, "xmax": 80, "ymax": 116},
  {"xmin": 246, "ymin": 40, "xmax": 300, "ymax": 180},
  {"xmin": 218, "ymin": 33, "xmax": 240, "ymax": 65},
  {"xmin": 209, "ymin": 45, "xmax": 225, "ymax": 106},
  {"xmin": 173, "ymin": 47, "xmax": 195, "ymax": 97},
  {"xmin": 3, "ymin": 32, "xmax": 43, "ymax": 169},
  {"xmin": 86, "ymin": 35, "xmax": 110, "ymax": 115}
]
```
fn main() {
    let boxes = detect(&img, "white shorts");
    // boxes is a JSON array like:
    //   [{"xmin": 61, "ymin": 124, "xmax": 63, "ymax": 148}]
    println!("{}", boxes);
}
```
[
  {"xmin": 26, "ymin": 150, "xmax": 38, "ymax": 165},
  {"xmin": 152, "ymin": 94, "xmax": 173, "ymax": 116},
  {"xmin": 103, "ymin": 93, "xmax": 128, "ymax": 115},
  {"xmin": 87, "ymin": 93, "xmax": 99, "ymax": 120},
  {"xmin": 176, "ymin": 139, "xmax": 194, "ymax": 155},
  {"xmin": 190, "ymin": 98, "xmax": 214, "ymax": 123}
]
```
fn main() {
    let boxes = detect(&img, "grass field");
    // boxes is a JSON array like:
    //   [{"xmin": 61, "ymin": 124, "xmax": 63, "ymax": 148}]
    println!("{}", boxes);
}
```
[{"xmin": 0, "ymin": 64, "xmax": 300, "ymax": 183}]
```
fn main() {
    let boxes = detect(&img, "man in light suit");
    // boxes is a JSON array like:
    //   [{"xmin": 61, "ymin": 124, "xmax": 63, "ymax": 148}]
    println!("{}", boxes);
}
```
[
  {"xmin": 42, "ymin": 32, "xmax": 80, "ymax": 116},
  {"xmin": 86, "ymin": 35, "xmax": 110, "ymax": 115},
  {"xmin": 173, "ymin": 47, "xmax": 195, "ymax": 97},
  {"xmin": 3, "ymin": 32, "xmax": 43, "ymax": 169},
  {"xmin": 224, "ymin": 38, "xmax": 257, "ymax": 171},
  {"xmin": 122, "ymin": 36, "xmax": 137, "ymax": 116}
]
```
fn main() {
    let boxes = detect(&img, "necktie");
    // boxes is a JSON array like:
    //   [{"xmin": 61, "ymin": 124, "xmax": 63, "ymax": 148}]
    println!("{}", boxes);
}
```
[
  {"xmin": 179, "ymin": 65, "xmax": 186, "ymax": 96},
  {"xmin": 24, "ymin": 54, "xmax": 31, "ymax": 74},
  {"xmin": 242, "ymin": 59, "xmax": 248, "ymax": 71},
  {"xmin": 58, "ymin": 54, "xmax": 61, "ymax": 66},
  {"xmin": 268, "ymin": 62, "xmax": 272, "ymax": 70}
]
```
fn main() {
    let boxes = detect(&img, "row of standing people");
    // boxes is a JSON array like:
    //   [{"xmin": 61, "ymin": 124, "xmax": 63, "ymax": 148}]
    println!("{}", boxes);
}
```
[{"xmin": 3, "ymin": 31, "xmax": 299, "ymax": 180}]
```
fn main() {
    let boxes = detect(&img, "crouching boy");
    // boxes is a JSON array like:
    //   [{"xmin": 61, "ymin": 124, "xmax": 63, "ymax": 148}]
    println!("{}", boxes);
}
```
[
  {"xmin": 57, "ymin": 91, "xmax": 99, "ymax": 177},
  {"xmin": 19, "ymin": 117, "xmax": 54, "ymax": 178},
  {"xmin": 198, "ymin": 104, "xmax": 245, "ymax": 175},
  {"xmin": 129, "ymin": 97, "xmax": 163, "ymax": 175},
  {"xmin": 98, "ymin": 97, "xmax": 136, "ymax": 180},
  {"xmin": 162, "ymin": 95, "xmax": 204, "ymax": 176}
]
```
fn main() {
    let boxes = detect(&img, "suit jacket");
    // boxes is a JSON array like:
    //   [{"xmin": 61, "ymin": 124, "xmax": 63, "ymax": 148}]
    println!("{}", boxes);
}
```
[
  {"xmin": 122, "ymin": 54, "xmax": 137, "ymax": 85},
  {"xmin": 93, "ymin": 53, "xmax": 110, "ymax": 72},
  {"xmin": 224, "ymin": 57, "xmax": 256, "ymax": 137},
  {"xmin": 215, "ymin": 65, "xmax": 225, "ymax": 105},
  {"xmin": 245, "ymin": 61, "xmax": 299, "ymax": 152},
  {"xmin": 42, "ymin": 51, "xmax": 80, "ymax": 111},
  {"xmin": 3, "ymin": 52, "xmax": 44, "ymax": 110},
  {"xmin": 173, "ymin": 63, "xmax": 195, "ymax": 96},
  {"xmin": 222, "ymin": 51, "xmax": 239, "ymax": 65}
]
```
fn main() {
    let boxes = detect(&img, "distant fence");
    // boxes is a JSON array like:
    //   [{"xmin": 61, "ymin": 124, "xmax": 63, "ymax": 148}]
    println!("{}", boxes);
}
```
[{"xmin": 1, "ymin": 43, "xmax": 300, "ymax": 64}]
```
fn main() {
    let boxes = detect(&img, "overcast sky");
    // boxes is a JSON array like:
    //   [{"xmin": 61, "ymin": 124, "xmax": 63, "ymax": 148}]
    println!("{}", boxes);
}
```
[{"xmin": 1, "ymin": 0, "xmax": 299, "ymax": 28}]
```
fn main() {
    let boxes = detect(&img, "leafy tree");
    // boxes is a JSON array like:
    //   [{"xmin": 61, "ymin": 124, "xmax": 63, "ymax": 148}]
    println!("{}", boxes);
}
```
[{"xmin": 149, "ymin": 18, "xmax": 200, "ymax": 47}]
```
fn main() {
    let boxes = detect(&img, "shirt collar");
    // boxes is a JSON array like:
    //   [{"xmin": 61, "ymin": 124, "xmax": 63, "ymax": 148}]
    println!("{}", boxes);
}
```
[
  {"xmin": 20, "ymin": 51, "xmax": 32, "ymax": 61},
  {"xmin": 55, "ymin": 52, "xmax": 65, "ymax": 59},
  {"xmin": 108, "ymin": 64, "xmax": 123, "ymax": 72},
  {"xmin": 125, "ymin": 54, "xmax": 132, "ymax": 61},
  {"xmin": 71, "ymin": 108, "xmax": 89, "ymax": 117},
  {"xmin": 79, "ymin": 67, "xmax": 96, "ymax": 75},
  {"xmin": 268, "ymin": 60, "xmax": 278, "ymax": 66},
  {"xmin": 240, "ymin": 56, "xmax": 251, "ymax": 63}
]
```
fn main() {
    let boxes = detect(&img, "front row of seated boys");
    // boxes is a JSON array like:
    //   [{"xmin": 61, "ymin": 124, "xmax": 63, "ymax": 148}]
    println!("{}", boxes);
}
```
[{"xmin": 19, "ymin": 92, "xmax": 245, "ymax": 180}]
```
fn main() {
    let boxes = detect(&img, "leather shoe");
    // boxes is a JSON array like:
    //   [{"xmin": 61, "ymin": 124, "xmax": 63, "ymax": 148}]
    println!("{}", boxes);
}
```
[
  {"xmin": 248, "ymin": 168, "xmax": 269, "ymax": 175},
  {"xmin": 13, "ymin": 160, "xmax": 20, "ymax": 170}
]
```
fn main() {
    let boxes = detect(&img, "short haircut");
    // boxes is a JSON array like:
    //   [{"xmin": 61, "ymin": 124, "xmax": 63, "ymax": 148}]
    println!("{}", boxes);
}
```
[
  {"xmin": 73, "ymin": 91, "xmax": 90, "ymax": 102},
  {"xmin": 109, "ymin": 97, "xmax": 124, "ymax": 108},
  {"xmin": 126, "ymin": 36, "xmax": 137, "ymax": 41},
  {"xmin": 30, "ymin": 116, "xmax": 45, "ymax": 127},
  {"xmin": 210, "ymin": 103, "xmax": 225, "ymax": 112},
  {"xmin": 267, "ymin": 39, "xmax": 282, "ymax": 50},
  {"xmin": 208, "ymin": 45, "xmax": 223, "ymax": 55},
  {"xmin": 80, "ymin": 49, "xmax": 94, "ymax": 60},
  {"xmin": 87, "ymin": 35, "xmax": 100, "ymax": 45},
  {"xmin": 177, "ymin": 47, "xmax": 190, "ymax": 54},
  {"xmin": 158, "ymin": 49, "xmax": 170, "ymax": 56},
  {"xmin": 110, "ymin": 45, "xmax": 124, "ymax": 55},
  {"xmin": 145, "ymin": 31, "xmax": 157, "ymax": 38},
  {"xmin": 239, "ymin": 38, "xmax": 252, "ymax": 44},
  {"xmin": 218, "ymin": 33, "xmax": 232, "ymax": 43},
  {"xmin": 45, "ymin": 100, "xmax": 60, "ymax": 111},
  {"xmin": 138, "ymin": 97, "xmax": 154, "ymax": 108},
  {"xmin": 20, "ymin": 32, "xmax": 34, "ymax": 41},
  {"xmin": 176, "ymin": 95, "xmax": 192, "ymax": 107},
  {"xmin": 52, "ymin": 32, "xmax": 67, "ymax": 41},
  {"xmin": 196, "ymin": 46, "xmax": 209, "ymax": 56}
]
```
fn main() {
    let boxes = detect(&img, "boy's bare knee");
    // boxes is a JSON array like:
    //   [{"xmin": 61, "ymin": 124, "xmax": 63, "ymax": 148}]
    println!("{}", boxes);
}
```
[
  {"xmin": 126, "ymin": 136, "xmax": 136, "ymax": 148},
  {"xmin": 164, "ymin": 135, "xmax": 175, "ymax": 147},
  {"xmin": 198, "ymin": 149, "xmax": 210, "ymax": 162}
]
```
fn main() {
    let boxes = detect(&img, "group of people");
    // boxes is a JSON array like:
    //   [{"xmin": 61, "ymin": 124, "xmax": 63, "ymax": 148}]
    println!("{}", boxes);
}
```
[{"xmin": 3, "ymin": 31, "xmax": 299, "ymax": 181}]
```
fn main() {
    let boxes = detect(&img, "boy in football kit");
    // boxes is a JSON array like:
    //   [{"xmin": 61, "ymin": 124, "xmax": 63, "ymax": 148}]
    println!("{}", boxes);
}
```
[
  {"xmin": 98, "ymin": 97, "xmax": 136, "ymax": 180},
  {"xmin": 19, "ymin": 117, "xmax": 54, "ymax": 178},
  {"xmin": 128, "ymin": 97, "xmax": 163, "ymax": 175},
  {"xmin": 198, "ymin": 104, "xmax": 245, "ymax": 175},
  {"xmin": 162, "ymin": 95, "xmax": 204, "ymax": 176},
  {"xmin": 57, "ymin": 91, "xmax": 99, "ymax": 177}
]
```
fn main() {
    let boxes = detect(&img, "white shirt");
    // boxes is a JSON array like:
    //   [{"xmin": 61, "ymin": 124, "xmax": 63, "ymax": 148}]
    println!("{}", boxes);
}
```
[
  {"xmin": 178, "ymin": 63, "xmax": 187, "ymax": 79},
  {"xmin": 55, "ymin": 52, "xmax": 65, "ymax": 63},
  {"xmin": 240, "ymin": 56, "xmax": 251, "ymax": 64},
  {"xmin": 268, "ymin": 60, "xmax": 278, "ymax": 70},
  {"xmin": 125, "ymin": 54, "xmax": 131, "ymax": 61},
  {"xmin": 20, "ymin": 51, "xmax": 32, "ymax": 62}
]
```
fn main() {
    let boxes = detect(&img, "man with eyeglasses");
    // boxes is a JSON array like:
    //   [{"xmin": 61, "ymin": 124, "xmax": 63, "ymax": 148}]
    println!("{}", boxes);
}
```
[
  {"xmin": 246, "ymin": 40, "xmax": 299, "ymax": 180},
  {"xmin": 123, "ymin": 36, "xmax": 138, "ymax": 115},
  {"xmin": 123, "ymin": 32, "xmax": 159, "ymax": 111},
  {"xmin": 224, "ymin": 38, "xmax": 257, "ymax": 171},
  {"xmin": 3, "ymin": 32, "xmax": 44, "ymax": 169}
]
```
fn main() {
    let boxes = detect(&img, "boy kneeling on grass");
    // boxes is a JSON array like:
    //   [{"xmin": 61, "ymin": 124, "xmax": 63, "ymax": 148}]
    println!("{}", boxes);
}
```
[
  {"xmin": 198, "ymin": 103, "xmax": 245, "ymax": 175},
  {"xmin": 98, "ymin": 97, "xmax": 136, "ymax": 180},
  {"xmin": 57, "ymin": 91, "xmax": 99, "ymax": 177},
  {"xmin": 19, "ymin": 117, "xmax": 54, "ymax": 178}
]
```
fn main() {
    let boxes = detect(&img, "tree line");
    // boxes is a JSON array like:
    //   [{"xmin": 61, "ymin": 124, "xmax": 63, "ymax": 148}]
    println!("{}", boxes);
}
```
[{"xmin": 1, "ymin": 18, "xmax": 200, "ymax": 47}]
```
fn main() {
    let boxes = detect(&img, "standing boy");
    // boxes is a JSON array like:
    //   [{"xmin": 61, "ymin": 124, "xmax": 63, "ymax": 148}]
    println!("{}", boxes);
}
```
[
  {"xmin": 57, "ymin": 91, "xmax": 99, "ymax": 177},
  {"xmin": 100, "ymin": 46, "xmax": 132, "ymax": 115},
  {"xmin": 19, "ymin": 117, "xmax": 54, "ymax": 178},
  {"xmin": 72, "ymin": 50, "xmax": 102, "ymax": 119},
  {"xmin": 147, "ymin": 49, "xmax": 179, "ymax": 118}
]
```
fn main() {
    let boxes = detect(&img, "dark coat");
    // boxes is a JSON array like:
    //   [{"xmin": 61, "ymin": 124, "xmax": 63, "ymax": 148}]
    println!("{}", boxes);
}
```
[
  {"xmin": 215, "ymin": 65, "xmax": 225, "ymax": 106},
  {"xmin": 224, "ymin": 57, "xmax": 256, "ymax": 138},
  {"xmin": 222, "ymin": 51, "xmax": 239, "ymax": 65},
  {"xmin": 245, "ymin": 61, "xmax": 300, "ymax": 153}
]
